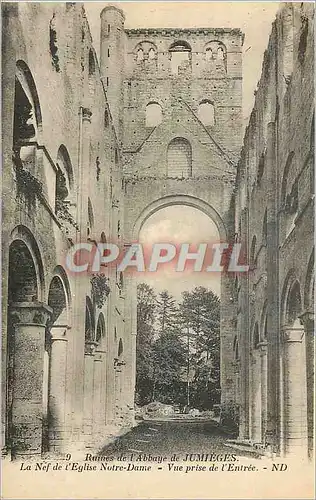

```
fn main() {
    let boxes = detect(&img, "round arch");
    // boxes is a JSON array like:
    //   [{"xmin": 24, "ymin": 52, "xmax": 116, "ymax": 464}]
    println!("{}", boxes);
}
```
[
  {"xmin": 96, "ymin": 312, "xmax": 106, "ymax": 345},
  {"xmin": 233, "ymin": 335, "xmax": 239, "ymax": 361},
  {"xmin": 169, "ymin": 40, "xmax": 192, "ymax": 52},
  {"xmin": 304, "ymin": 251, "xmax": 314, "ymax": 310},
  {"xmin": 281, "ymin": 270, "xmax": 302, "ymax": 327},
  {"xmin": 132, "ymin": 194, "xmax": 227, "ymax": 241},
  {"xmin": 85, "ymin": 296, "xmax": 95, "ymax": 342},
  {"xmin": 47, "ymin": 266, "xmax": 72, "ymax": 326},
  {"xmin": 118, "ymin": 338, "xmax": 124, "ymax": 359},
  {"xmin": 260, "ymin": 300, "xmax": 268, "ymax": 341},
  {"xmin": 281, "ymin": 272, "xmax": 303, "ymax": 328},
  {"xmin": 10, "ymin": 225, "xmax": 46, "ymax": 302},
  {"xmin": 252, "ymin": 322, "xmax": 260, "ymax": 349},
  {"xmin": 16, "ymin": 60, "xmax": 42, "ymax": 133},
  {"xmin": 56, "ymin": 144, "xmax": 74, "ymax": 190}
]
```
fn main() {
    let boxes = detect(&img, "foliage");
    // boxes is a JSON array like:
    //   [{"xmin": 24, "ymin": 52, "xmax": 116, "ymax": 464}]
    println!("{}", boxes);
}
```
[
  {"xmin": 56, "ymin": 169, "xmax": 69, "ymax": 200},
  {"xmin": 15, "ymin": 159, "xmax": 43, "ymax": 209},
  {"xmin": 55, "ymin": 199, "xmax": 79, "ymax": 231},
  {"xmin": 49, "ymin": 15, "xmax": 60, "ymax": 72},
  {"xmin": 135, "ymin": 283, "xmax": 157, "ymax": 405},
  {"xmin": 156, "ymin": 290, "xmax": 180, "ymax": 334},
  {"xmin": 179, "ymin": 287, "xmax": 221, "ymax": 409},
  {"xmin": 91, "ymin": 274, "xmax": 110, "ymax": 309},
  {"xmin": 13, "ymin": 78, "xmax": 35, "ymax": 143},
  {"xmin": 135, "ymin": 284, "xmax": 221, "ymax": 410},
  {"xmin": 151, "ymin": 330, "xmax": 187, "ymax": 405}
]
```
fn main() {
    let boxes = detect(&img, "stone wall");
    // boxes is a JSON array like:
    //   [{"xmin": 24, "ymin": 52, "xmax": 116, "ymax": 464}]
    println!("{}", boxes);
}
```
[
  {"xmin": 234, "ymin": 2, "xmax": 314, "ymax": 458},
  {"xmin": 1, "ymin": 2, "xmax": 132, "ymax": 458}
]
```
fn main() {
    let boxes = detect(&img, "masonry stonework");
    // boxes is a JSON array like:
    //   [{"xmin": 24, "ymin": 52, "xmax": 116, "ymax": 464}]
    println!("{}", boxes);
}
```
[
  {"xmin": 233, "ymin": 3, "xmax": 314, "ymax": 458},
  {"xmin": 1, "ymin": 2, "xmax": 314, "ymax": 461}
]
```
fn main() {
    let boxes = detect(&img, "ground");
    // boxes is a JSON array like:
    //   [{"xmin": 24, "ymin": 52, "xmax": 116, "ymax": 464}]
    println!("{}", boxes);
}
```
[{"xmin": 99, "ymin": 420, "xmax": 260, "ymax": 459}]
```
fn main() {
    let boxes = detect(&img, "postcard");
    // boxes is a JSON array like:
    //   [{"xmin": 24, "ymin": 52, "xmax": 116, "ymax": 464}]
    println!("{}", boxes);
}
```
[{"xmin": 1, "ymin": 1, "xmax": 314, "ymax": 498}]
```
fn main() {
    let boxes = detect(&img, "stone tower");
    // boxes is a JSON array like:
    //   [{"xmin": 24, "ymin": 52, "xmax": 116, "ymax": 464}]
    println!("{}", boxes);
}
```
[
  {"xmin": 100, "ymin": 5, "xmax": 125, "ymax": 142},
  {"xmin": 121, "ymin": 27, "xmax": 244, "ymax": 174}
]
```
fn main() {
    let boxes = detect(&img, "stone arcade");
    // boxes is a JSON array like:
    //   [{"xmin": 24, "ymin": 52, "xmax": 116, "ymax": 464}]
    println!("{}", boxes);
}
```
[{"xmin": 1, "ymin": 2, "xmax": 314, "ymax": 460}]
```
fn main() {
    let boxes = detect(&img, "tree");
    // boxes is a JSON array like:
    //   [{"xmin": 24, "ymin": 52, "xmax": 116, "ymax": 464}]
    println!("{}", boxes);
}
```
[
  {"xmin": 156, "ymin": 290, "xmax": 179, "ymax": 335},
  {"xmin": 179, "ymin": 287, "xmax": 220, "ymax": 409},
  {"xmin": 151, "ymin": 290, "xmax": 186, "ymax": 403},
  {"xmin": 151, "ymin": 330, "xmax": 186, "ymax": 404},
  {"xmin": 136, "ymin": 284, "xmax": 220, "ymax": 409},
  {"xmin": 135, "ymin": 283, "xmax": 157, "ymax": 405}
]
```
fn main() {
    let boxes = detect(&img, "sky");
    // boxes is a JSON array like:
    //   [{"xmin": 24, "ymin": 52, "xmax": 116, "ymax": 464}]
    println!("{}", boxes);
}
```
[
  {"xmin": 85, "ymin": 2, "xmax": 280, "ymax": 300},
  {"xmin": 138, "ymin": 206, "xmax": 221, "ymax": 299}
]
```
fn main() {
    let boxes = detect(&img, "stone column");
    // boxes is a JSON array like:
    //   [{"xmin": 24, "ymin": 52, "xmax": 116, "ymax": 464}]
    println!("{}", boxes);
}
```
[
  {"xmin": 282, "ymin": 326, "xmax": 308, "ymax": 456},
  {"xmin": 123, "ymin": 272, "xmax": 137, "ymax": 426},
  {"xmin": 114, "ymin": 361, "xmax": 124, "ymax": 423},
  {"xmin": 83, "ymin": 341, "xmax": 97, "ymax": 447},
  {"xmin": 259, "ymin": 341, "xmax": 268, "ymax": 443},
  {"xmin": 232, "ymin": 361, "xmax": 240, "ymax": 404},
  {"xmin": 48, "ymin": 325, "xmax": 68, "ymax": 453},
  {"xmin": 71, "ymin": 106, "xmax": 93, "ymax": 446},
  {"xmin": 250, "ymin": 350, "xmax": 262, "ymax": 443},
  {"xmin": 9, "ymin": 302, "xmax": 52, "ymax": 458},
  {"xmin": 299, "ymin": 312, "xmax": 314, "ymax": 459},
  {"xmin": 265, "ymin": 122, "xmax": 280, "ymax": 453},
  {"xmin": 93, "ymin": 349, "xmax": 106, "ymax": 441}
]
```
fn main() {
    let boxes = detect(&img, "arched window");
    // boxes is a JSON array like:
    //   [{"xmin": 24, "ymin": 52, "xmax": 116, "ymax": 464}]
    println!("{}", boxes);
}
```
[
  {"xmin": 119, "ymin": 272, "xmax": 124, "ymax": 289},
  {"xmin": 205, "ymin": 41, "xmax": 227, "ymax": 72},
  {"xmin": 262, "ymin": 209, "xmax": 267, "ymax": 244},
  {"xmin": 233, "ymin": 336, "xmax": 240, "ymax": 361},
  {"xmin": 145, "ymin": 102, "xmax": 162, "ymax": 127},
  {"xmin": 250, "ymin": 235, "xmax": 257, "ymax": 268},
  {"xmin": 135, "ymin": 42, "xmax": 157, "ymax": 67},
  {"xmin": 104, "ymin": 109, "xmax": 109, "ymax": 128},
  {"xmin": 169, "ymin": 41, "xmax": 192, "ymax": 75},
  {"xmin": 87, "ymin": 198, "xmax": 94, "ymax": 238},
  {"xmin": 55, "ymin": 145, "xmax": 74, "ymax": 221},
  {"xmin": 217, "ymin": 46, "xmax": 225, "ymax": 60},
  {"xmin": 281, "ymin": 152, "xmax": 295, "ymax": 207},
  {"xmin": 85, "ymin": 296, "xmax": 95, "ymax": 342},
  {"xmin": 167, "ymin": 138, "xmax": 192, "ymax": 177},
  {"xmin": 198, "ymin": 100, "xmax": 215, "ymax": 126},
  {"xmin": 257, "ymin": 153, "xmax": 265, "ymax": 184},
  {"xmin": 13, "ymin": 61, "xmax": 42, "ymax": 147},
  {"xmin": 8, "ymin": 240, "xmax": 38, "ymax": 304},
  {"xmin": 118, "ymin": 338, "xmax": 123, "ymax": 359},
  {"xmin": 206, "ymin": 47, "xmax": 215, "ymax": 62},
  {"xmin": 88, "ymin": 49, "xmax": 96, "ymax": 76},
  {"xmin": 286, "ymin": 281, "xmax": 302, "ymax": 327},
  {"xmin": 56, "ymin": 145, "xmax": 73, "ymax": 199},
  {"xmin": 96, "ymin": 313, "xmax": 106, "ymax": 344},
  {"xmin": 148, "ymin": 47, "xmax": 156, "ymax": 60},
  {"xmin": 253, "ymin": 323, "xmax": 260, "ymax": 349},
  {"xmin": 136, "ymin": 48, "xmax": 144, "ymax": 62}
]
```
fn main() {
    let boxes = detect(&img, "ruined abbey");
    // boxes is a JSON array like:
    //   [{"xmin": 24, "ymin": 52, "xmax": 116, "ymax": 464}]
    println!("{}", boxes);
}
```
[{"xmin": 1, "ymin": 2, "xmax": 314, "ymax": 460}]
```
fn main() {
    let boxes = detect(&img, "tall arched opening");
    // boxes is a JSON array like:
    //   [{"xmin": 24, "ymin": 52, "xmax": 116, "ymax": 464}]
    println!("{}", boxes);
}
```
[
  {"xmin": 6, "ymin": 228, "xmax": 50, "ymax": 458},
  {"xmin": 126, "ymin": 194, "xmax": 235, "ymax": 419}
]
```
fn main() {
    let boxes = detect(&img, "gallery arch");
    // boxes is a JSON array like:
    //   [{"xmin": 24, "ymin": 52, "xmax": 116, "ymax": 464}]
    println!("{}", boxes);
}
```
[
  {"xmin": 302, "ymin": 252, "xmax": 314, "ymax": 458},
  {"xmin": 42, "ymin": 270, "xmax": 71, "ymax": 452},
  {"xmin": 250, "ymin": 322, "xmax": 262, "ymax": 443},
  {"xmin": 169, "ymin": 40, "xmax": 192, "ymax": 75},
  {"xmin": 281, "ymin": 276, "xmax": 307, "ymax": 456},
  {"xmin": 6, "ymin": 227, "xmax": 51, "ymax": 457}
]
